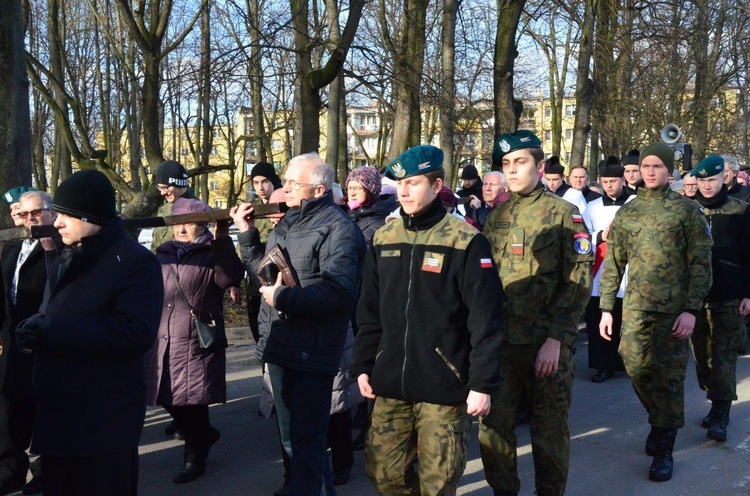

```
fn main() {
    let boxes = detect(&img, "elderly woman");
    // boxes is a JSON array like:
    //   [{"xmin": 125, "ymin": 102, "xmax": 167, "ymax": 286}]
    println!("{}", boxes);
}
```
[
  {"xmin": 146, "ymin": 198, "xmax": 244, "ymax": 484},
  {"xmin": 345, "ymin": 165, "xmax": 397, "ymax": 245}
]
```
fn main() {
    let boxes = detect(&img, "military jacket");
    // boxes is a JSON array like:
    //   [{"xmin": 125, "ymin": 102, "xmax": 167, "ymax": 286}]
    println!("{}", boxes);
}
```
[
  {"xmin": 484, "ymin": 183, "xmax": 593, "ymax": 347},
  {"xmin": 252, "ymin": 198, "xmax": 274, "ymax": 244},
  {"xmin": 599, "ymin": 185, "xmax": 712, "ymax": 314}
]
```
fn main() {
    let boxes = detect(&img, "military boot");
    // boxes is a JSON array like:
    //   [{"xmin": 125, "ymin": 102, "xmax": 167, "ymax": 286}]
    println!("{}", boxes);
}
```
[
  {"xmin": 648, "ymin": 427, "xmax": 677, "ymax": 482},
  {"xmin": 645, "ymin": 426, "xmax": 657, "ymax": 456},
  {"xmin": 707, "ymin": 401, "xmax": 731, "ymax": 442}
]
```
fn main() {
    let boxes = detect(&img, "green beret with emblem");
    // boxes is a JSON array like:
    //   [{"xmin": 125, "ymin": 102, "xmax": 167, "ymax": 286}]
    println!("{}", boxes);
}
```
[
  {"xmin": 384, "ymin": 145, "xmax": 444, "ymax": 180},
  {"xmin": 3, "ymin": 186, "xmax": 36, "ymax": 206},
  {"xmin": 690, "ymin": 155, "xmax": 724, "ymax": 178},
  {"xmin": 492, "ymin": 130, "xmax": 543, "ymax": 167}
]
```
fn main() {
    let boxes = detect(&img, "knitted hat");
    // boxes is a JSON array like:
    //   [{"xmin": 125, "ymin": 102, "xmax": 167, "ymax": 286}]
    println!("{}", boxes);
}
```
[
  {"xmin": 346, "ymin": 166, "xmax": 382, "ymax": 198},
  {"xmin": 384, "ymin": 145, "xmax": 444, "ymax": 180},
  {"xmin": 492, "ymin": 130, "xmax": 542, "ymax": 167},
  {"xmin": 439, "ymin": 186, "xmax": 457, "ymax": 209},
  {"xmin": 53, "ymin": 170, "xmax": 117, "ymax": 225},
  {"xmin": 460, "ymin": 165, "xmax": 479, "ymax": 180},
  {"xmin": 3, "ymin": 186, "xmax": 36, "ymax": 206},
  {"xmin": 690, "ymin": 155, "xmax": 724, "ymax": 178},
  {"xmin": 544, "ymin": 156, "xmax": 565, "ymax": 175},
  {"xmin": 622, "ymin": 149, "xmax": 640, "ymax": 167},
  {"xmin": 156, "ymin": 160, "xmax": 189, "ymax": 187},
  {"xmin": 250, "ymin": 162, "xmax": 282, "ymax": 188},
  {"xmin": 171, "ymin": 197, "xmax": 210, "ymax": 216},
  {"xmin": 640, "ymin": 143, "xmax": 675, "ymax": 173}
]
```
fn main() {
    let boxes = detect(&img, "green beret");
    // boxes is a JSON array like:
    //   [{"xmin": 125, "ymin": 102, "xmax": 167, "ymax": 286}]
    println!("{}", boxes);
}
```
[
  {"xmin": 544, "ymin": 155, "xmax": 565, "ymax": 175},
  {"xmin": 3, "ymin": 186, "xmax": 36, "ymax": 206},
  {"xmin": 492, "ymin": 130, "xmax": 542, "ymax": 167},
  {"xmin": 384, "ymin": 145, "xmax": 444, "ymax": 180},
  {"xmin": 690, "ymin": 155, "xmax": 724, "ymax": 178},
  {"xmin": 640, "ymin": 143, "xmax": 675, "ymax": 173}
]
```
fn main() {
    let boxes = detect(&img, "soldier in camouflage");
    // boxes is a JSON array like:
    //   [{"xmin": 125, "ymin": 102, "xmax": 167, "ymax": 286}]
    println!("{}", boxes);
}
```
[
  {"xmin": 688, "ymin": 155, "xmax": 750, "ymax": 442},
  {"xmin": 351, "ymin": 145, "xmax": 504, "ymax": 495},
  {"xmin": 599, "ymin": 143, "xmax": 713, "ymax": 482},
  {"xmin": 479, "ymin": 131, "xmax": 593, "ymax": 496}
]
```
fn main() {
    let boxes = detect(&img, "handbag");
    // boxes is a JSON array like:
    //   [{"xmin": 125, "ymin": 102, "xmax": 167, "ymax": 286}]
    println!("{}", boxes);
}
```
[
  {"xmin": 170, "ymin": 268, "xmax": 227, "ymax": 352},
  {"xmin": 256, "ymin": 244, "xmax": 299, "ymax": 287}
]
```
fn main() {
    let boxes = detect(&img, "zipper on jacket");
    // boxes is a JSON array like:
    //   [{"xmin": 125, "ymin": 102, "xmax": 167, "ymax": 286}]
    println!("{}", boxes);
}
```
[{"xmin": 402, "ymin": 224, "xmax": 417, "ymax": 399}]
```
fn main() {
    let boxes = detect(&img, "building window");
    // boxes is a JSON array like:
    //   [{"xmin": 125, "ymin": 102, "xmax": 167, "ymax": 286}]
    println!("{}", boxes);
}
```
[
  {"xmin": 271, "ymin": 139, "xmax": 283, "ymax": 151},
  {"xmin": 565, "ymin": 104, "xmax": 576, "ymax": 116},
  {"xmin": 214, "ymin": 199, "xmax": 225, "ymax": 208},
  {"xmin": 544, "ymin": 130, "xmax": 551, "ymax": 142},
  {"xmin": 209, "ymin": 180, "xmax": 219, "ymax": 191},
  {"xmin": 180, "ymin": 147, "xmax": 189, "ymax": 157},
  {"xmin": 565, "ymin": 129, "xmax": 573, "ymax": 140},
  {"xmin": 545, "ymin": 107, "xmax": 551, "ymax": 118}
]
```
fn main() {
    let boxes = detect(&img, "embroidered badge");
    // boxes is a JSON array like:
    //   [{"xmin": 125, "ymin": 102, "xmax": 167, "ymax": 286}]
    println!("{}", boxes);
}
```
[
  {"xmin": 391, "ymin": 161, "xmax": 406, "ymax": 179},
  {"xmin": 572, "ymin": 214, "xmax": 584, "ymax": 223},
  {"xmin": 417, "ymin": 161, "xmax": 431, "ymax": 170},
  {"xmin": 511, "ymin": 243, "xmax": 524, "ymax": 255},
  {"xmin": 495, "ymin": 222, "xmax": 511, "ymax": 229},
  {"xmin": 573, "ymin": 232, "xmax": 589, "ymax": 239},
  {"xmin": 480, "ymin": 258, "xmax": 493, "ymax": 269},
  {"xmin": 3, "ymin": 193, "xmax": 11, "ymax": 203},
  {"xmin": 574, "ymin": 238, "xmax": 592, "ymax": 255},
  {"xmin": 381, "ymin": 249, "xmax": 401, "ymax": 257},
  {"xmin": 422, "ymin": 252, "xmax": 444, "ymax": 273},
  {"xmin": 500, "ymin": 140, "xmax": 510, "ymax": 152}
]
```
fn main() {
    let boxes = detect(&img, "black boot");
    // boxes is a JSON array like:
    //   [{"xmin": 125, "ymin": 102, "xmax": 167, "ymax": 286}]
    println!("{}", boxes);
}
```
[
  {"xmin": 702, "ymin": 403, "xmax": 719, "ymax": 428},
  {"xmin": 649, "ymin": 427, "xmax": 677, "ymax": 482},
  {"xmin": 645, "ymin": 426, "xmax": 657, "ymax": 456},
  {"xmin": 173, "ymin": 443, "xmax": 205, "ymax": 484},
  {"xmin": 707, "ymin": 401, "xmax": 731, "ymax": 442}
]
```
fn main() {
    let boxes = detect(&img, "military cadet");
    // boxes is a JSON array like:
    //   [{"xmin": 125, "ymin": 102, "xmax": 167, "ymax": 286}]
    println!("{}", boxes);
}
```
[
  {"xmin": 351, "ymin": 145, "xmax": 504, "ymax": 495},
  {"xmin": 582, "ymin": 161, "xmax": 633, "ymax": 383},
  {"xmin": 479, "ymin": 131, "xmax": 593, "ymax": 496},
  {"xmin": 543, "ymin": 155, "xmax": 588, "ymax": 214},
  {"xmin": 599, "ymin": 143, "xmax": 713, "ymax": 482},
  {"xmin": 688, "ymin": 155, "xmax": 750, "ymax": 442},
  {"xmin": 622, "ymin": 149, "xmax": 643, "ymax": 195}
]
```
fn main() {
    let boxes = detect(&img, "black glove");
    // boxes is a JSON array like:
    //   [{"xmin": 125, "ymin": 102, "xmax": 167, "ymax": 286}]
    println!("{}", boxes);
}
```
[{"xmin": 15, "ymin": 316, "xmax": 50, "ymax": 353}]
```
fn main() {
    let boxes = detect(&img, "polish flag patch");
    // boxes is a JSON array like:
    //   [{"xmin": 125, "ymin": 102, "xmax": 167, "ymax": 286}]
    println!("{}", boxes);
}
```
[
  {"xmin": 480, "ymin": 258, "xmax": 493, "ymax": 268},
  {"xmin": 572, "ymin": 214, "xmax": 584, "ymax": 223}
]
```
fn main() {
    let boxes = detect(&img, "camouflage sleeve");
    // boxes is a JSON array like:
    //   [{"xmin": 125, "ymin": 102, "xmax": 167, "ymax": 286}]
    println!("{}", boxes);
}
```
[
  {"xmin": 598, "ymin": 214, "xmax": 627, "ymax": 312},
  {"xmin": 549, "ymin": 208, "xmax": 593, "ymax": 345},
  {"xmin": 684, "ymin": 206, "xmax": 713, "ymax": 312}
]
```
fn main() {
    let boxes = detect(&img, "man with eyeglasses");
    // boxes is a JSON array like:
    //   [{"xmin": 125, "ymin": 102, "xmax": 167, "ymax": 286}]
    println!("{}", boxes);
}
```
[
  {"xmin": 3, "ymin": 187, "xmax": 36, "ymax": 227},
  {"xmin": 151, "ymin": 161, "xmax": 193, "ymax": 251},
  {"xmin": 682, "ymin": 172, "xmax": 698, "ymax": 199},
  {"xmin": 599, "ymin": 143, "xmax": 712, "ymax": 482},
  {"xmin": 231, "ymin": 153, "xmax": 366, "ymax": 495},
  {"xmin": 0, "ymin": 190, "xmax": 55, "ymax": 494}
]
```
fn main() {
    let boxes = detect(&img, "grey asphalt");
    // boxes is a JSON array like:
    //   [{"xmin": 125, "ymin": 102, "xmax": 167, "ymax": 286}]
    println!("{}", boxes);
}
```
[{"xmin": 19, "ymin": 328, "xmax": 750, "ymax": 495}]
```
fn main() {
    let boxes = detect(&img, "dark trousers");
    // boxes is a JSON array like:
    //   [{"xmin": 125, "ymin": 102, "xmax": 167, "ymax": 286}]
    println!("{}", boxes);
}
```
[
  {"xmin": 42, "ymin": 449, "xmax": 138, "ymax": 496},
  {"xmin": 161, "ymin": 405, "xmax": 211, "ymax": 462},
  {"xmin": 246, "ymin": 290, "xmax": 262, "ymax": 344},
  {"xmin": 586, "ymin": 296, "xmax": 625, "ymax": 373},
  {"xmin": 268, "ymin": 363, "xmax": 335, "ymax": 496},
  {"xmin": 0, "ymin": 395, "xmax": 34, "ymax": 480},
  {"xmin": 327, "ymin": 409, "xmax": 353, "ymax": 473}
]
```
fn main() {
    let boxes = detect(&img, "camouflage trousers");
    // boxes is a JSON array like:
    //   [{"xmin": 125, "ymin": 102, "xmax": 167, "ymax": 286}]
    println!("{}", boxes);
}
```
[
  {"xmin": 365, "ymin": 397, "xmax": 471, "ymax": 496},
  {"xmin": 478, "ymin": 342, "xmax": 574, "ymax": 496},
  {"xmin": 619, "ymin": 309, "xmax": 689, "ymax": 428},
  {"xmin": 690, "ymin": 302, "xmax": 746, "ymax": 402}
]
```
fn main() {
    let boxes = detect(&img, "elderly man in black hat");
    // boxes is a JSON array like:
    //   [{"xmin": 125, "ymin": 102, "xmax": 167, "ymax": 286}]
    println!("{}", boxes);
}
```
[
  {"xmin": 151, "ymin": 160, "xmax": 193, "ymax": 251},
  {"xmin": 14, "ymin": 170, "xmax": 163, "ymax": 496},
  {"xmin": 457, "ymin": 164, "xmax": 485, "ymax": 215}
]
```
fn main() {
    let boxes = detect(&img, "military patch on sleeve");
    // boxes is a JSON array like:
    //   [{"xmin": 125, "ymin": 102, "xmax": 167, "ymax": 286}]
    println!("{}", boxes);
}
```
[
  {"xmin": 572, "ymin": 214, "xmax": 584, "ymax": 223},
  {"xmin": 573, "ymin": 232, "xmax": 589, "ymax": 240},
  {"xmin": 494, "ymin": 222, "xmax": 511, "ymax": 229},
  {"xmin": 381, "ymin": 249, "xmax": 401, "ymax": 257},
  {"xmin": 422, "ymin": 252, "xmax": 444, "ymax": 273},
  {"xmin": 704, "ymin": 224, "xmax": 712, "ymax": 237},
  {"xmin": 480, "ymin": 258, "xmax": 493, "ymax": 269},
  {"xmin": 574, "ymin": 237, "xmax": 592, "ymax": 255}
]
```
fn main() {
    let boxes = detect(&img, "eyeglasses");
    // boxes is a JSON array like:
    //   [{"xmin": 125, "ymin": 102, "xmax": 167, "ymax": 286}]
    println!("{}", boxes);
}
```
[
  {"xmin": 346, "ymin": 185, "xmax": 365, "ymax": 194},
  {"xmin": 14, "ymin": 208, "xmax": 49, "ymax": 219},
  {"xmin": 282, "ymin": 179, "xmax": 314, "ymax": 191}
]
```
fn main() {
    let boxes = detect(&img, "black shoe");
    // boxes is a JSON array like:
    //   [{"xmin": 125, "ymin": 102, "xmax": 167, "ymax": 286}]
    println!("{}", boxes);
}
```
[
  {"xmin": 333, "ymin": 468, "xmax": 350, "ymax": 486},
  {"xmin": 21, "ymin": 475, "xmax": 43, "ymax": 495},
  {"xmin": 591, "ymin": 370, "xmax": 612, "ymax": 383},
  {"xmin": 172, "ymin": 461, "xmax": 206, "ymax": 484},
  {"xmin": 493, "ymin": 490, "xmax": 518, "ymax": 496},
  {"xmin": 707, "ymin": 402, "xmax": 731, "ymax": 442}
]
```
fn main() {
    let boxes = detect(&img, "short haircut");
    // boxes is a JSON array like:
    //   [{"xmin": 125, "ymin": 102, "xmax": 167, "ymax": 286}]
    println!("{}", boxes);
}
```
[
  {"xmin": 569, "ymin": 165, "xmax": 588, "ymax": 175},
  {"xmin": 721, "ymin": 154, "xmax": 739, "ymax": 172},
  {"xmin": 425, "ymin": 167, "xmax": 445, "ymax": 185},
  {"xmin": 290, "ymin": 152, "xmax": 334, "ymax": 191},
  {"xmin": 19, "ymin": 190, "xmax": 53, "ymax": 210},
  {"xmin": 530, "ymin": 148, "xmax": 545, "ymax": 164},
  {"xmin": 484, "ymin": 171, "xmax": 507, "ymax": 187}
]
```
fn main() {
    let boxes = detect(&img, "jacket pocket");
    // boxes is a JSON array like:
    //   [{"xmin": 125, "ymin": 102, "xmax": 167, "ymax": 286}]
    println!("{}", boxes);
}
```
[{"xmin": 435, "ymin": 347, "xmax": 463, "ymax": 382}]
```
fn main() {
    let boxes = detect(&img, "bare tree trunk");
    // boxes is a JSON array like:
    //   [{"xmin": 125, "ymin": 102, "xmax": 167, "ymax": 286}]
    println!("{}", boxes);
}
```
[
  {"xmin": 247, "ymin": 0, "xmax": 268, "ymax": 163},
  {"xmin": 494, "ymin": 0, "xmax": 525, "ymax": 142},
  {"xmin": 440, "ymin": 0, "xmax": 460, "ymax": 183},
  {"xmin": 0, "ymin": 0, "xmax": 32, "ymax": 226},
  {"xmin": 325, "ymin": 0, "xmax": 343, "ymax": 176},
  {"xmin": 572, "ymin": 0, "xmax": 596, "ymax": 173},
  {"xmin": 47, "ymin": 0, "xmax": 72, "ymax": 189},
  {"xmin": 592, "ymin": 0, "xmax": 618, "ymax": 158}
]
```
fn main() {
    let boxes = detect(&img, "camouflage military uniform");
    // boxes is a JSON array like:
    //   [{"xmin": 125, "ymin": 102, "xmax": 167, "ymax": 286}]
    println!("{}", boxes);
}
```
[
  {"xmin": 599, "ymin": 185, "xmax": 712, "ymax": 428},
  {"xmin": 689, "ymin": 192, "xmax": 750, "ymax": 403},
  {"xmin": 351, "ymin": 196, "xmax": 504, "ymax": 496},
  {"xmin": 479, "ymin": 183, "xmax": 593, "ymax": 496}
]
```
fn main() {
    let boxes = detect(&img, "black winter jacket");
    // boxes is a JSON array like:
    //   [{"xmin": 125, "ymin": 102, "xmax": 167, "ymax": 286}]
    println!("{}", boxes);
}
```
[
  {"xmin": 349, "ymin": 194, "xmax": 398, "ymax": 246},
  {"xmin": 240, "ymin": 192, "xmax": 366, "ymax": 375},
  {"xmin": 351, "ymin": 197, "xmax": 504, "ymax": 405},
  {"xmin": 32, "ymin": 220, "xmax": 163, "ymax": 457}
]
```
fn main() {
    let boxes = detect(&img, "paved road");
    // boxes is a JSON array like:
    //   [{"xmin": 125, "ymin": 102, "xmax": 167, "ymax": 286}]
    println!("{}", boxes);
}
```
[{"xmin": 17, "ymin": 328, "xmax": 750, "ymax": 495}]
